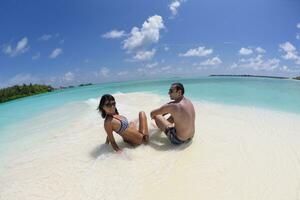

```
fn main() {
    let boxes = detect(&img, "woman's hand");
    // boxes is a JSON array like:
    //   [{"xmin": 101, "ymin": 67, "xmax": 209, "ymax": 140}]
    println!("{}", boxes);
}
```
[{"xmin": 116, "ymin": 149, "xmax": 122, "ymax": 154}]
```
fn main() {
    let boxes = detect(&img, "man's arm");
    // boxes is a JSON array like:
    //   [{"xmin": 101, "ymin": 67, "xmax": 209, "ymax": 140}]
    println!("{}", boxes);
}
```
[{"xmin": 150, "ymin": 103, "xmax": 175, "ymax": 119}]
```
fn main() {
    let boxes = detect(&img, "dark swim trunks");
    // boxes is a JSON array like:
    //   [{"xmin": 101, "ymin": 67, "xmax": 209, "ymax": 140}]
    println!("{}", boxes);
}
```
[{"xmin": 165, "ymin": 127, "xmax": 191, "ymax": 145}]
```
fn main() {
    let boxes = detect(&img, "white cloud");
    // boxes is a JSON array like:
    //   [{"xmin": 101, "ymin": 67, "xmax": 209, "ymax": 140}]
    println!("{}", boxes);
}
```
[
  {"xmin": 297, "ymin": 23, "xmax": 300, "ymax": 29},
  {"xmin": 146, "ymin": 62, "xmax": 158, "ymax": 68},
  {"xmin": 117, "ymin": 71, "xmax": 128, "ymax": 76},
  {"xmin": 200, "ymin": 56, "xmax": 222, "ymax": 66},
  {"xmin": 161, "ymin": 66, "xmax": 171, "ymax": 71},
  {"xmin": 32, "ymin": 52, "xmax": 40, "ymax": 60},
  {"xmin": 3, "ymin": 37, "xmax": 29, "ymax": 57},
  {"xmin": 99, "ymin": 67, "xmax": 110, "ymax": 77},
  {"xmin": 279, "ymin": 42, "xmax": 296, "ymax": 52},
  {"xmin": 49, "ymin": 48, "xmax": 62, "ymax": 59},
  {"xmin": 169, "ymin": 0, "xmax": 183, "ymax": 16},
  {"xmin": 8, "ymin": 73, "xmax": 40, "ymax": 85},
  {"xmin": 133, "ymin": 49, "xmax": 156, "ymax": 61},
  {"xmin": 164, "ymin": 46, "xmax": 169, "ymax": 51},
  {"xmin": 62, "ymin": 72, "xmax": 75, "ymax": 81},
  {"xmin": 123, "ymin": 15, "xmax": 164, "ymax": 51},
  {"xmin": 234, "ymin": 55, "xmax": 280, "ymax": 71},
  {"xmin": 179, "ymin": 46, "xmax": 213, "ymax": 57},
  {"xmin": 296, "ymin": 33, "xmax": 300, "ymax": 40},
  {"xmin": 256, "ymin": 47, "xmax": 266, "ymax": 54},
  {"xmin": 239, "ymin": 47, "xmax": 253, "ymax": 55},
  {"xmin": 279, "ymin": 65, "xmax": 297, "ymax": 73},
  {"xmin": 279, "ymin": 42, "xmax": 300, "ymax": 64},
  {"xmin": 230, "ymin": 63, "xmax": 238, "ymax": 69},
  {"xmin": 277, "ymin": 65, "xmax": 300, "ymax": 73},
  {"xmin": 38, "ymin": 34, "xmax": 52, "ymax": 41},
  {"xmin": 102, "ymin": 30, "xmax": 126, "ymax": 39}
]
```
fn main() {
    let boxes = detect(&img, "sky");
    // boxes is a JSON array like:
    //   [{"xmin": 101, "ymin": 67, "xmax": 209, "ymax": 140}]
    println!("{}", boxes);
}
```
[{"xmin": 1, "ymin": 0, "xmax": 300, "ymax": 87}]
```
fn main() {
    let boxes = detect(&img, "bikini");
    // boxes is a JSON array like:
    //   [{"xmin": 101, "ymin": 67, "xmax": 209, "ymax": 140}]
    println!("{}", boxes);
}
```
[{"xmin": 113, "ymin": 116, "xmax": 129, "ymax": 134}]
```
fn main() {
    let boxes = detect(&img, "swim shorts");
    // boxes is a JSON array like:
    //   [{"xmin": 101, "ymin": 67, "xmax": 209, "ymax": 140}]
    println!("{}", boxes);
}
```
[{"xmin": 165, "ymin": 127, "xmax": 191, "ymax": 145}]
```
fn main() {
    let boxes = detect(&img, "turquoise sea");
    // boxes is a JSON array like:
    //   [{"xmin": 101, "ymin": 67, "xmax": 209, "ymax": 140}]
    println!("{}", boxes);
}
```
[
  {"xmin": 1, "ymin": 76, "xmax": 300, "ymax": 200},
  {"xmin": 1, "ymin": 76, "xmax": 300, "ymax": 140}
]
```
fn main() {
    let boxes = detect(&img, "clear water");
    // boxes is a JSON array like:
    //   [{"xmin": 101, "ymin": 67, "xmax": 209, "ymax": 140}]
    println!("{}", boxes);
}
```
[{"xmin": 1, "ymin": 76, "xmax": 300, "ymax": 135}]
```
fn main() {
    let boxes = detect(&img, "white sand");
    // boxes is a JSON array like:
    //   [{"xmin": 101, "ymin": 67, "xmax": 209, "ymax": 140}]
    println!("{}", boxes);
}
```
[{"xmin": 1, "ymin": 92, "xmax": 300, "ymax": 200}]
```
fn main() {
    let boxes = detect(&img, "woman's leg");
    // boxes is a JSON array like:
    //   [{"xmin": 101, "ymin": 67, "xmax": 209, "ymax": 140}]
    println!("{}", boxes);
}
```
[{"xmin": 139, "ymin": 111, "xmax": 149, "ymax": 142}]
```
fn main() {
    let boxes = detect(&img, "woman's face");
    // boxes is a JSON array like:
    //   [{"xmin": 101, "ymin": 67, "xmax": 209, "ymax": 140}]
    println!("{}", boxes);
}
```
[{"xmin": 103, "ymin": 100, "xmax": 116, "ymax": 115}]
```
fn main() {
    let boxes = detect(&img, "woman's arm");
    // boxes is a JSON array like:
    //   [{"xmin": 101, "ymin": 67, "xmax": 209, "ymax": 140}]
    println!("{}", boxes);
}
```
[{"xmin": 104, "ymin": 122, "xmax": 121, "ymax": 152}]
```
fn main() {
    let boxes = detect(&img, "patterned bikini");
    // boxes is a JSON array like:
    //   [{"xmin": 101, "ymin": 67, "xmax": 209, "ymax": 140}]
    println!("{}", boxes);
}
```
[{"xmin": 113, "ymin": 116, "xmax": 129, "ymax": 134}]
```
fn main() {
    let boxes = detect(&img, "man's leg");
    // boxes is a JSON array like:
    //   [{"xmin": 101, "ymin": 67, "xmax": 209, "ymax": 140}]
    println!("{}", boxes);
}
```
[{"xmin": 153, "ymin": 115, "xmax": 172, "ymax": 132}]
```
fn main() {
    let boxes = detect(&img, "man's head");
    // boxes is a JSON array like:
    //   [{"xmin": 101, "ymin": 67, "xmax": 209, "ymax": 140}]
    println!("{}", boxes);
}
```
[{"xmin": 168, "ymin": 82, "xmax": 184, "ymax": 100}]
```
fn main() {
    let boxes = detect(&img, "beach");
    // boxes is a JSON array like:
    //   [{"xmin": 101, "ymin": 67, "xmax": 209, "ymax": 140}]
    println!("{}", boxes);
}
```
[{"xmin": 1, "ymin": 92, "xmax": 300, "ymax": 200}]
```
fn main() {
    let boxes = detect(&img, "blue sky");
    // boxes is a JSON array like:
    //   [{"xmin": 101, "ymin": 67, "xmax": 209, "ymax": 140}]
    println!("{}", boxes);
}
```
[{"xmin": 1, "ymin": 0, "xmax": 300, "ymax": 87}]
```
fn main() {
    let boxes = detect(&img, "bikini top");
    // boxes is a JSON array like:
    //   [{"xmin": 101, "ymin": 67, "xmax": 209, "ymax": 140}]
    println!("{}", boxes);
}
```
[{"xmin": 113, "ymin": 115, "xmax": 129, "ymax": 134}]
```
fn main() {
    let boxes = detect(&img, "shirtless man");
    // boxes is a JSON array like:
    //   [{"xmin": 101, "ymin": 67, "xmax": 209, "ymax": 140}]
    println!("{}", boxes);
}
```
[{"xmin": 150, "ymin": 83, "xmax": 195, "ymax": 145}]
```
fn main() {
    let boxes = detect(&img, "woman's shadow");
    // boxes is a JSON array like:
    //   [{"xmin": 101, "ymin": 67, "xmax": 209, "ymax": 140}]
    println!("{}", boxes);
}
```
[{"xmin": 90, "ymin": 141, "xmax": 135, "ymax": 159}]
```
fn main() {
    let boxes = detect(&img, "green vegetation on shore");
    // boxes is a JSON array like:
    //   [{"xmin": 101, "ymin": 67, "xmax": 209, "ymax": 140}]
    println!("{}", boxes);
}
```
[
  {"xmin": 0, "ymin": 84, "xmax": 54, "ymax": 103},
  {"xmin": 293, "ymin": 76, "xmax": 300, "ymax": 80}
]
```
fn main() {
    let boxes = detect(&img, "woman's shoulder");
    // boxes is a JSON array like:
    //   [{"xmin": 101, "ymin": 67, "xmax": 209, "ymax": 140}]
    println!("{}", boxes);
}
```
[
  {"xmin": 104, "ymin": 116, "xmax": 113, "ymax": 123},
  {"xmin": 113, "ymin": 114, "xmax": 126, "ymax": 119}
]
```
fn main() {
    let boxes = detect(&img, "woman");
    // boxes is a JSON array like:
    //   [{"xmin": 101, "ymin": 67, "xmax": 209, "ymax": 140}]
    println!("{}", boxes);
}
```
[{"xmin": 98, "ymin": 94, "xmax": 149, "ymax": 153}]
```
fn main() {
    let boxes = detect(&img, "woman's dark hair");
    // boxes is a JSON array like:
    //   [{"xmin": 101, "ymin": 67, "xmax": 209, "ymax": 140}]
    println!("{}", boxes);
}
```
[
  {"xmin": 172, "ymin": 82, "xmax": 185, "ymax": 95},
  {"xmin": 97, "ymin": 94, "xmax": 119, "ymax": 118}
]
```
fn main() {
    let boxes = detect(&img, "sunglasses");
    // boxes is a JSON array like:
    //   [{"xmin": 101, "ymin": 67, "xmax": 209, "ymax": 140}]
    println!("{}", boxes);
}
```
[
  {"xmin": 104, "ymin": 102, "xmax": 116, "ymax": 107},
  {"xmin": 169, "ymin": 88, "xmax": 175, "ymax": 94}
]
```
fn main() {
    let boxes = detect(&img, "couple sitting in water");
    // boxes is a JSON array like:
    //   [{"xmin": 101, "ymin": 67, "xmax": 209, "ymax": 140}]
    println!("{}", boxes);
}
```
[{"xmin": 97, "ymin": 83, "xmax": 195, "ymax": 153}]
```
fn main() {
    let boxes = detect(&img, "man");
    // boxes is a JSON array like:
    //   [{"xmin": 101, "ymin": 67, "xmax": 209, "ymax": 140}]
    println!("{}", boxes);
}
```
[{"xmin": 150, "ymin": 83, "xmax": 195, "ymax": 145}]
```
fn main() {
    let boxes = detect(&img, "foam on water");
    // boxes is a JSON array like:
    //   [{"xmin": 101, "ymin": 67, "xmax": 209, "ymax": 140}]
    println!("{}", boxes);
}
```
[{"xmin": 1, "ymin": 92, "xmax": 300, "ymax": 200}]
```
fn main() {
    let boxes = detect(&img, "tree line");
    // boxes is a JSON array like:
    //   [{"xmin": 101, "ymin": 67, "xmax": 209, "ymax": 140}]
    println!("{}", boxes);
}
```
[
  {"xmin": 0, "ymin": 84, "xmax": 54, "ymax": 103},
  {"xmin": 294, "ymin": 76, "xmax": 300, "ymax": 80}
]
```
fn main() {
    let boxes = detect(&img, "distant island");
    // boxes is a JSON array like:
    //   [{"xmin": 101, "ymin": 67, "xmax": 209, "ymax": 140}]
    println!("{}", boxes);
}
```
[
  {"xmin": 293, "ymin": 76, "xmax": 300, "ymax": 80},
  {"xmin": 210, "ymin": 74, "xmax": 289, "ymax": 79},
  {"xmin": 55, "ymin": 83, "xmax": 93, "ymax": 90},
  {"xmin": 78, "ymin": 83, "xmax": 93, "ymax": 87},
  {"xmin": 0, "ymin": 84, "xmax": 54, "ymax": 103}
]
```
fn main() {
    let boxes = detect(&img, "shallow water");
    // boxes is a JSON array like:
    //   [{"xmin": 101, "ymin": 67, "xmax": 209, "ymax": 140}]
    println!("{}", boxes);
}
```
[
  {"xmin": 1, "ymin": 77, "xmax": 300, "ymax": 131},
  {"xmin": 1, "ymin": 77, "xmax": 300, "ymax": 199},
  {"xmin": 1, "ymin": 92, "xmax": 300, "ymax": 200}
]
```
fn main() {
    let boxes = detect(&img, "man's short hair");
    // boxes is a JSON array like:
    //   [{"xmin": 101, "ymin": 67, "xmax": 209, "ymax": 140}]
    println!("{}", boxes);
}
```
[{"xmin": 172, "ymin": 82, "xmax": 185, "ymax": 95}]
